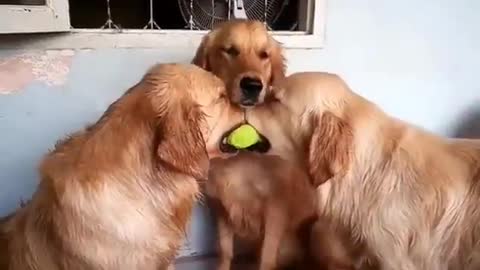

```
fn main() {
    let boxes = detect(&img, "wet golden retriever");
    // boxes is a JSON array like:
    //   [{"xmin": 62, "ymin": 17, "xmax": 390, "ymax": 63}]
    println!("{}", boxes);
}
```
[
  {"xmin": 206, "ymin": 152, "xmax": 318, "ymax": 270},
  {"xmin": 192, "ymin": 19, "xmax": 320, "ymax": 270},
  {"xmin": 246, "ymin": 72, "xmax": 480, "ymax": 270},
  {"xmin": 192, "ymin": 19, "xmax": 286, "ymax": 107},
  {"xmin": 0, "ymin": 64, "xmax": 243, "ymax": 270}
]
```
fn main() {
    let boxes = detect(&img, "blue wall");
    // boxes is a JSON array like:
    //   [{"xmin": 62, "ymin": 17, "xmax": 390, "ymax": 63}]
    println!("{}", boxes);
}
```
[{"xmin": 1, "ymin": 0, "xmax": 479, "ymax": 257}]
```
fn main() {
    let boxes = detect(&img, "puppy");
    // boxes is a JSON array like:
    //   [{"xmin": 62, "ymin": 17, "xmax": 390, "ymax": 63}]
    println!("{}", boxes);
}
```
[
  {"xmin": 0, "ymin": 64, "xmax": 243, "ymax": 270},
  {"xmin": 246, "ymin": 71, "xmax": 480, "ymax": 270},
  {"xmin": 206, "ymin": 152, "xmax": 318, "ymax": 270},
  {"xmin": 192, "ymin": 19, "xmax": 286, "ymax": 107}
]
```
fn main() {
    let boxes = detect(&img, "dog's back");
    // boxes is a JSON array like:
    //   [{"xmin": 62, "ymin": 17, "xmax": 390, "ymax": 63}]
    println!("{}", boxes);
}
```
[{"xmin": 0, "ymin": 64, "xmax": 226, "ymax": 270}]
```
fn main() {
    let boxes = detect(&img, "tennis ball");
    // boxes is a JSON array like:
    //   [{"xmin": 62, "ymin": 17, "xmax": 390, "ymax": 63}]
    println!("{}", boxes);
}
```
[{"xmin": 227, "ymin": 124, "xmax": 261, "ymax": 149}]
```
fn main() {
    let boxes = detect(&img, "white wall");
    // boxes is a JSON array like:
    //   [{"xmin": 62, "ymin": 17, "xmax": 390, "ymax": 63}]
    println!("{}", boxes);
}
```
[{"xmin": 287, "ymin": 0, "xmax": 480, "ymax": 136}]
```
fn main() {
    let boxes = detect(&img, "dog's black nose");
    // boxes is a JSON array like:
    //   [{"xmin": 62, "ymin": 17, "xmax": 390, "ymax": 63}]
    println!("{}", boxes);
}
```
[{"xmin": 240, "ymin": 77, "xmax": 263, "ymax": 99}]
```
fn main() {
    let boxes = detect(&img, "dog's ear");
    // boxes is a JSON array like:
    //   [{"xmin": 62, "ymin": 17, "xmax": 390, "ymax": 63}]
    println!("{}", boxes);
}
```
[
  {"xmin": 155, "ymin": 102, "xmax": 209, "ymax": 181},
  {"xmin": 270, "ymin": 39, "xmax": 286, "ymax": 87},
  {"xmin": 308, "ymin": 112, "xmax": 352, "ymax": 187},
  {"xmin": 191, "ymin": 35, "xmax": 211, "ymax": 71}
]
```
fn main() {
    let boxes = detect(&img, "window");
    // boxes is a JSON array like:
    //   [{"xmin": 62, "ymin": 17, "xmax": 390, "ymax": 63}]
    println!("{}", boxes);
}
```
[
  {"xmin": 70, "ymin": 0, "xmax": 299, "ymax": 31},
  {"xmin": 0, "ymin": 0, "xmax": 70, "ymax": 33},
  {"xmin": 0, "ymin": 0, "xmax": 325, "ymax": 50}
]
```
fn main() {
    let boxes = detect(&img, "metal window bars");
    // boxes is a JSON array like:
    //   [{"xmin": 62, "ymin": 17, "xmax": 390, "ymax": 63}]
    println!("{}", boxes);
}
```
[
  {"xmin": 100, "ymin": 0, "xmax": 119, "ymax": 29},
  {"xmin": 144, "ymin": 0, "xmax": 161, "ymax": 29},
  {"xmin": 99, "ymin": 0, "xmax": 278, "ymax": 31}
]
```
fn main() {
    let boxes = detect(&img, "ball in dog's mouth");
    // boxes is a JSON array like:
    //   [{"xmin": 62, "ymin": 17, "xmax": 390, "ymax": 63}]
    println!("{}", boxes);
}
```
[{"xmin": 219, "ymin": 124, "xmax": 271, "ymax": 154}]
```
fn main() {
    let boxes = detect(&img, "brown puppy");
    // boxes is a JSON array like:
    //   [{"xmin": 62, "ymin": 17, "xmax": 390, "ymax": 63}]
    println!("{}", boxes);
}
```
[
  {"xmin": 206, "ymin": 152, "xmax": 318, "ymax": 270},
  {"xmin": 192, "ymin": 19, "xmax": 286, "ymax": 107},
  {"xmin": 246, "ymin": 72, "xmax": 480, "ymax": 270},
  {"xmin": 0, "ymin": 64, "xmax": 243, "ymax": 270}
]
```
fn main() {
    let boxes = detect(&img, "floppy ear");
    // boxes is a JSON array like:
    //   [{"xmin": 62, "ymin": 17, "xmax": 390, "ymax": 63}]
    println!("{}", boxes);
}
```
[
  {"xmin": 155, "ymin": 103, "xmax": 209, "ymax": 181},
  {"xmin": 308, "ymin": 112, "xmax": 353, "ymax": 187},
  {"xmin": 191, "ymin": 35, "xmax": 211, "ymax": 71},
  {"xmin": 270, "ymin": 39, "xmax": 286, "ymax": 86}
]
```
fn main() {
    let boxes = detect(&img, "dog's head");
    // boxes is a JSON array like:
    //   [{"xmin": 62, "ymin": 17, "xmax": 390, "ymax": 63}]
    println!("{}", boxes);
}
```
[
  {"xmin": 144, "ymin": 64, "xmax": 244, "ymax": 179},
  {"xmin": 245, "ymin": 72, "xmax": 355, "ymax": 187},
  {"xmin": 192, "ymin": 19, "xmax": 286, "ymax": 108}
]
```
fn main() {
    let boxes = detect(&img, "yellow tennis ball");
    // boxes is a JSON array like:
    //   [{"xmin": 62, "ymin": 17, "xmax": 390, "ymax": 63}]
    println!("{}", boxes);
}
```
[{"xmin": 227, "ymin": 124, "xmax": 261, "ymax": 149}]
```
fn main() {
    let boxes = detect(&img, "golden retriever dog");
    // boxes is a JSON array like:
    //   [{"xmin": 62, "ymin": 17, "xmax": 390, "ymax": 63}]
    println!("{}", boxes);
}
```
[
  {"xmin": 246, "ymin": 72, "xmax": 480, "ymax": 270},
  {"xmin": 206, "ymin": 152, "xmax": 319, "ymax": 270},
  {"xmin": 0, "ymin": 63, "xmax": 243, "ymax": 270},
  {"xmin": 191, "ymin": 18, "xmax": 313, "ymax": 270},
  {"xmin": 192, "ymin": 19, "xmax": 286, "ymax": 107}
]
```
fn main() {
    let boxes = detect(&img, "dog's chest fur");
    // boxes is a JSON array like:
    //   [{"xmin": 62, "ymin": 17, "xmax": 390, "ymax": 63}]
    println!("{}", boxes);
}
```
[{"xmin": 217, "ymin": 176, "xmax": 266, "ymax": 240}]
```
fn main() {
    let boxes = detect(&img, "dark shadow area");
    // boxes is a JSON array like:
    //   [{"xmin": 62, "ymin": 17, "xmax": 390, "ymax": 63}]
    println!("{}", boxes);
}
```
[
  {"xmin": 453, "ymin": 106, "xmax": 480, "ymax": 139},
  {"xmin": 0, "ymin": 0, "xmax": 45, "ymax": 4},
  {"xmin": 69, "ymin": 0, "xmax": 184, "ymax": 29},
  {"xmin": 68, "ymin": 0, "xmax": 109, "ymax": 29}
]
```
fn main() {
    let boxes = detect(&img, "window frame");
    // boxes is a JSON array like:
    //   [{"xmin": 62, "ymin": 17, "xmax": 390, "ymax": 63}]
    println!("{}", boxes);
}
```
[
  {"xmin": 0, "ymin": 0, "xmax": 70, "ymax": 34},
  {"xmin": 0, "ymin": 0, "xmax": 326, "ymax": 49}
]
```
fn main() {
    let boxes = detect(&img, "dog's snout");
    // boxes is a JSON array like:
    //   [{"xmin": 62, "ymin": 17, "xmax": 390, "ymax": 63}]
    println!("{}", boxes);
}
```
[{"xmin": 240, "ymin": 77, "xmax": 263, "ymax": 98}]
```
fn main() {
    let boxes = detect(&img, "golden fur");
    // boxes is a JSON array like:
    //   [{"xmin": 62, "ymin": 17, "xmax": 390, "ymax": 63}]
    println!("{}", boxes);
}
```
[
  {"xmin": 192, "ymin": 19, "xmax": 317, "ymax": 270},
  {"xmin": 0, "ymin": 64, "xmax": 243, "ymax": 270},
  {"xmin": 206, "ymin": 152, "xmax": 318, "ymax": 270},
  {"xmin": 192, "ymin": 19, "xmax": 286, "ymax": 106},
  {"xmin": 246, "ymin": 72, "xmax": 480, "ymax": 270}
]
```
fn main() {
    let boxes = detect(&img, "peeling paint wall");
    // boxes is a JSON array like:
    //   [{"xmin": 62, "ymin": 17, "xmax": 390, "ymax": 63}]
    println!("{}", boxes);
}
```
[
  {"xmin": 0, "ymin": 50, "xmax": 74, "ymax": 94},
  {"xmin": 1, "ymin": 0, "xmax": 480, "ymax": 260}
]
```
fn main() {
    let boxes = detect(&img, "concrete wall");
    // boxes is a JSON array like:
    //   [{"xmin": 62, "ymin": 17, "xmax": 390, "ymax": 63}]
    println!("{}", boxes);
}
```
[{"xmin": 1, "ymin": 0, "xmax": 479, "ymax": 257}]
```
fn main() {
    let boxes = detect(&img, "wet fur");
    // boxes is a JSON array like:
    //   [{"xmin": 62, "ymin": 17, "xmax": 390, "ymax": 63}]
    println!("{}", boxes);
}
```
[
  {"xmin": 247, "ymin": 72, "xmax": 480, "ymax": 270},
  {"xmin": 192, "ymin": 19, "xmax": 316, "ymax": 270},
  {"xmin": 0, "ymin": 64, "xmax": 242, "ymax": 270}
]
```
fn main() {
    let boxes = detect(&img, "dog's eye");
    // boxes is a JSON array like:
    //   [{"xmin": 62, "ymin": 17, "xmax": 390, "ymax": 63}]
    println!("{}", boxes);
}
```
[
  {"xmin": 222, "ymin": 46, "xmax": 239, "ymax": 57},
  {"xmin": 259, "ymin": 50, "xmax": 269, "ymax": 60},
  {"xmin": 214, "ymin": 92, "xmax": 227, "ymax": 103}
]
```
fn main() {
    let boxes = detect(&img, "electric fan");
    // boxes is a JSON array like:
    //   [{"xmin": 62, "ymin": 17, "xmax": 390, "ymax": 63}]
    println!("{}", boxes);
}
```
[{"xmin": 178, "ymin": 0, "xmax": 293, "ymax": 30}]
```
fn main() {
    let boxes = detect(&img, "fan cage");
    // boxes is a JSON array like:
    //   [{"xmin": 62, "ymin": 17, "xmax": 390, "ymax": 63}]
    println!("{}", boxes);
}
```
[{"xmin": 178, "ymin": 0, "xmax": 292, "ymax": 30}]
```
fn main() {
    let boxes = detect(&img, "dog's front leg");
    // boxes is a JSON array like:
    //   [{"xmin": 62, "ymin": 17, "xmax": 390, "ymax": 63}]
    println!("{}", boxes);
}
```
[
  {"xmin": 259, "ymin": 204, "xmax": 286, "ymax": 270},
  {"xmin": 217, "ymin": 217, "xmax": 234, "ymax": 270}
]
